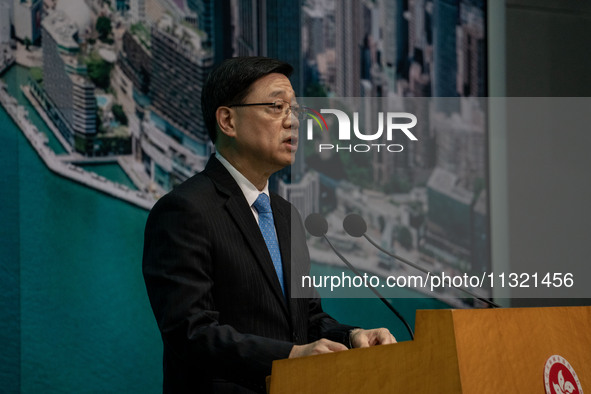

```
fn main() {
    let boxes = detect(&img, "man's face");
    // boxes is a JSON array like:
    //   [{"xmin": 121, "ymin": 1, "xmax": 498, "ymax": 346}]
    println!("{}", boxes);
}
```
[{"xmin": 231, "ymin": 73, "xmax": 299, "ymax": 176}]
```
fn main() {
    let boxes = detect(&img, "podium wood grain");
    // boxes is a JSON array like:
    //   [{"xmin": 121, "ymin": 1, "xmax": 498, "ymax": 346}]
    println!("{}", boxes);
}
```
[{"xmin": 269, "ymin": 306, "xmax": 591, "ymax": 393}]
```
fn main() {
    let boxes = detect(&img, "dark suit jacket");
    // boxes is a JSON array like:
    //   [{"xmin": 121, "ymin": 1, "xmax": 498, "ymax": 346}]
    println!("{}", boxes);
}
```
[{"xmin": 143, "ymin": 156, "xmax": 354, "ymax": 393}]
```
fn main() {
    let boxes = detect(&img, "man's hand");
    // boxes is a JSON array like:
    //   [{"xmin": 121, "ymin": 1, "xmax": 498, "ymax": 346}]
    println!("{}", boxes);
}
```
[
  {"xmin": 288, "ymin": 339, "xmax": 348, "ymax": 358},
  {"xmin": 349, "ymin": 328, "xmax": 396, "ymax": 348}
]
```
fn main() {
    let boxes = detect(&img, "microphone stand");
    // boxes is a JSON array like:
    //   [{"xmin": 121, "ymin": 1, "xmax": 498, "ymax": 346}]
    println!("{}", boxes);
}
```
[
  {"xmin": 362, "ymin": 234, "xmax": 500, "ymax": 309},
  {"xmin": 321, "ymin": 234, "xmax": 415, "ymax": 340}
]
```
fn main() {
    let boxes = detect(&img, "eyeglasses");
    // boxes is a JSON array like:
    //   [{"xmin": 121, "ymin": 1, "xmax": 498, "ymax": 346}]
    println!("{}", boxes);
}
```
[{"xmin": 229, "ymin": 99, "xmax": 305, "ymax": 120}]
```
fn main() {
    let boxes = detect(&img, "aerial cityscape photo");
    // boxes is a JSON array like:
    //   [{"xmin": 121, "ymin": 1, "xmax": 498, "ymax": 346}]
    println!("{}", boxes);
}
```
[{"xmin": 1, "ymin": 0, "xmax": 488, "ymax": 392}]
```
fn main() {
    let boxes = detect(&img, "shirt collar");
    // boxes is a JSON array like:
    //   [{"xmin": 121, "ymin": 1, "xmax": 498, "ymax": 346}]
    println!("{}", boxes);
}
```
[{"xmin": 215, "ymin": 151, "xmax": 270, "ymax": 207}]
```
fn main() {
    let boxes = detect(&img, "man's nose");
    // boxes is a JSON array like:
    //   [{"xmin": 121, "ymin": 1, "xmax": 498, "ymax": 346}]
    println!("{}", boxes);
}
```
[{"xmin": 284, "ymin": 112, "xmax": 299, "ymax": 129}]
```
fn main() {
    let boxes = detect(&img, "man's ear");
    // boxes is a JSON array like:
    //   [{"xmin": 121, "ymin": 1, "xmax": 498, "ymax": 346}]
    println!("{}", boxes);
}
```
[{"xmin": 216, "ymin": 106, "xmax": 236, "ymax": 138}]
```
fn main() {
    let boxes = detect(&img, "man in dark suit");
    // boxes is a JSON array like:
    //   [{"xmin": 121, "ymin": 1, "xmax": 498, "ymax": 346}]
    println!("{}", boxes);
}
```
[{"xmin": 143, "ymin": 57, "xmax": 395, "ymax": 393}]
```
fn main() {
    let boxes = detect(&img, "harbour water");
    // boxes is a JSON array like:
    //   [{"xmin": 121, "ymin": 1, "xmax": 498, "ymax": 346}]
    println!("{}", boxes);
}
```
[
  {"xmin": 1, "ymin": 65, "xmax": 449, "ymax": 392},
  {"xmin": 1, "ymin": 65, "xmax": 162, "ymax": 393}
]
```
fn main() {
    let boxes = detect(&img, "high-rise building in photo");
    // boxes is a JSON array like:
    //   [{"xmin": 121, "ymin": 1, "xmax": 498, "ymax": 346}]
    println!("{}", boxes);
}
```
[
  {"xmin": 187, "ymin": 0, "xmax": 233, "ymax": 66},
  {"xmin": 234, "ymin": 0, "xmax": 302, "ymax": 95},
  {"xmin": 130, "ymin": 0, "xmax": 146, "ymax": 22},
  {"xmin": 432, "ymin": 0, "xmax": 459, "ymax": 98},
  {"xmin": 13, "ymin": 0, "xmax": 42, "ymax": 43},
  {"xmin": 457, "ymin": 0, "xmax": 485, "ymax": 97},
  {"xmin": 380, "ymin": 0, "xmax": 407, "ymax": 92},
  {"xmin": 149, "ymin": 15, "xmax": 213, "ymax": 147},
  {"xmin": 335, "ymin": 0, "xmax": 361, "ymax": 97},
  {"xmin": 119, "ymin": 26, "xmax": 152, "ymax": 96},
  {"xmin": 302, "ymin": 1, "xmax": 337, "ymax": 92},
  {"xmin": 0, "ymin": 1, "xmax": 11, "ymax": 45},
  {"xmin": 132, "ymin": 15, "xmax": 215, "ymax": 190},
  {"xmin": 41, "ymin": 10, "xmax": 97, "ymax": 152}
]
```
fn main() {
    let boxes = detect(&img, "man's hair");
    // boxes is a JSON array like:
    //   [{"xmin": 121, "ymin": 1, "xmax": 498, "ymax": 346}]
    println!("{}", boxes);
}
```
[{"xmin": 201, "ymin": 56, "xmax": 293, "ymax": 144}]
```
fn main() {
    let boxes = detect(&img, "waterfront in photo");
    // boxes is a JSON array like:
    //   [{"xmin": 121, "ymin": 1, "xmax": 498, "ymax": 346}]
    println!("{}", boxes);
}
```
[
  {"xmin": 1, "ymin": 65, "xmax": 162, "ymax": 393},
  {"xmin": 0, "ymin": 65, "xmax": 155, "ymax": 210}
]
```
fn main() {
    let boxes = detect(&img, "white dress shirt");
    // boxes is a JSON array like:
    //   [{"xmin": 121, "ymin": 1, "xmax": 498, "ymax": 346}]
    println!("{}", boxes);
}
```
[{"xmin": 215, "ymin": 152, "xmax": 270, "ymax": 224}]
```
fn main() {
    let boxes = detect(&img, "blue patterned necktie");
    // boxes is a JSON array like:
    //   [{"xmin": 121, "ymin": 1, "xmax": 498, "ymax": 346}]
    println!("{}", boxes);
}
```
[{"xmin": 252, "ymin": 193, "xmax": 285, "ymax": 296}]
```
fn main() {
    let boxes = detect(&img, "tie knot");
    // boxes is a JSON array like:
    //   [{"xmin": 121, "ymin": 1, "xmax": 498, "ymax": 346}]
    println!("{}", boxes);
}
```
[{"xmin": 253, "ymin": 193, "xmax": 272, "ymax": 214}]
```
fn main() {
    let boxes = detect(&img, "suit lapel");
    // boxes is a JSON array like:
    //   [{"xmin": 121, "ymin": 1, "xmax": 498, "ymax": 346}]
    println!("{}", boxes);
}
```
[
  {"xmin": 203, "ymin": 156, "xmax": 290, "ymax": 318},
  {"xmin": 271, "ymin": 198, "xmax": 298, "ymax": 320}
]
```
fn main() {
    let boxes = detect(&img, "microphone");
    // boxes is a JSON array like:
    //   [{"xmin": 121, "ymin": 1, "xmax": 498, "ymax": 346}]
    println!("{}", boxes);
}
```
[
  {"xmin": 304, "ymin": 213, "xmax": 415, "ymax": 340},
  {"xmin": 304, "ymin": 213, "xmax": 328, "ymax": 237},
  {"xmin": 343, "ymin": 213, "xmax": 500, "ymax": 308}
]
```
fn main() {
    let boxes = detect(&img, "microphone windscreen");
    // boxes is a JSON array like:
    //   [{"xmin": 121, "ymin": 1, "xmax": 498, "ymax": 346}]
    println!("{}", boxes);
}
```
[
  {"xmin": 343, "ymin": 214, "xmax": 367, "ymax": 237},
  {"xmin": 304, "ymin": 213, "xmax": 328, "ymax": 237}
]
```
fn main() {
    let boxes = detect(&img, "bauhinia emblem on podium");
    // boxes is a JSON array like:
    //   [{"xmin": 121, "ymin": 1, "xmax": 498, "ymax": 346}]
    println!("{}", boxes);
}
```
[{"xmin": 544, "ymin": 355, "xmax": 584, "ymax": 394}]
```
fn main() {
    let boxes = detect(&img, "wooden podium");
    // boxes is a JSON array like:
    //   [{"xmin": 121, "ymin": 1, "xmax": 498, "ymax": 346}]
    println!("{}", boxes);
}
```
[{"xmin": 268, "ymin": 306, "xmax": 591, "ymax": 393}]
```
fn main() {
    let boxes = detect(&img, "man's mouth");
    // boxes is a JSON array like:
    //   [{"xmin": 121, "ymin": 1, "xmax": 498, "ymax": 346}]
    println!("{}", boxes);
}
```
[{"xmin": 284, "ymin": 136, "xmax": 298, "ymax": 150}]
